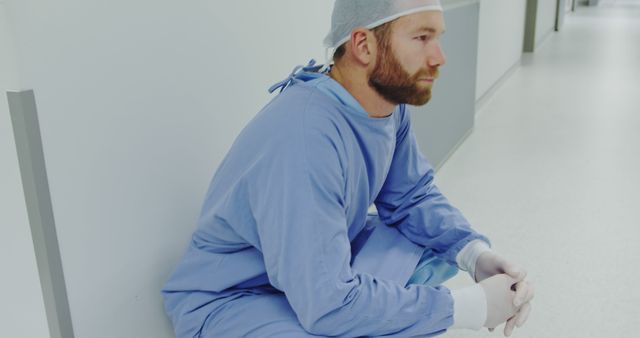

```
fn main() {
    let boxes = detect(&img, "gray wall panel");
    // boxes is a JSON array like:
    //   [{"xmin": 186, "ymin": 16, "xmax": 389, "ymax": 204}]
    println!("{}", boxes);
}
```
[
  {"xmin": 7, "ymin": 90, "xmax": 73, "ymax": 338},
  {"xmin": 411, "ymin": 1, "xmax": 479, "ymax": 169}
]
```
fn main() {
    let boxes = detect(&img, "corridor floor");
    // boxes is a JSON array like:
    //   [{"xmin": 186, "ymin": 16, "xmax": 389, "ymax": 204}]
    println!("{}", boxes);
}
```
[{"xmin": 439, "ymin": 3, "xmax": 640, "ymax": 337}]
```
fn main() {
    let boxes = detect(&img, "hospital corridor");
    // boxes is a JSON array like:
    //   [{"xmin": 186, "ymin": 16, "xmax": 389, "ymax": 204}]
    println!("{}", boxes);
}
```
[
  {"xmin": 439, "ymin": 2, "xmax": 640, "ymax": 337},
  {"xmin": 1, "ymin": 0, "xmax": 639, "ymax": 337}
]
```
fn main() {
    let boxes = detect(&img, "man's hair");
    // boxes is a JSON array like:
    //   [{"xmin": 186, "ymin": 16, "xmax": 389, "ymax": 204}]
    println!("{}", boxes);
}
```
[{"xmin": 332, "ymin": 21, "xmax": 393, "ymax": 64}]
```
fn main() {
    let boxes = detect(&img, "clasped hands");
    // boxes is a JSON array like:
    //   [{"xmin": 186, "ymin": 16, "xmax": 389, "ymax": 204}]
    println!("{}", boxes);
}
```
[{"xmin": 475, "ymin": 252, "xmax": 535, "ymax": 337}]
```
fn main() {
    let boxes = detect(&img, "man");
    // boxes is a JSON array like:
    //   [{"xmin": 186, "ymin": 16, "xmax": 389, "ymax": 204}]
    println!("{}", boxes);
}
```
[{"xmin": 163, "ymin": 0, "xmax": 534, "ymax": 337}]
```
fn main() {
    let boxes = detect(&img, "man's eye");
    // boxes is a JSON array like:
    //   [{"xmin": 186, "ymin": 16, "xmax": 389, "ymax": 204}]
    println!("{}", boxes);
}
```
[{"xmin": 416, "ymin": 35, "xmax": 430, "ymax": 41}]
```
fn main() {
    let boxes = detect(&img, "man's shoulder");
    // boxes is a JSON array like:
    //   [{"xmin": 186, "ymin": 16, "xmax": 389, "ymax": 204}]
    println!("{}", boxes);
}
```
[
  {"xmin": 270, "ymin": 83, "xmax": 343, "ymax": 116},
  {"xmin": 258, "ymin": 85, "xmax": 347, "ymax": 134}
]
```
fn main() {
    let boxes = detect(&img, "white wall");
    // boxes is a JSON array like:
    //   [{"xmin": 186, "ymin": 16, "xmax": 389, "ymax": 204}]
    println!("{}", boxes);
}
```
[
  {"xmin": 0, "ymin": 2, "xmax": 50, "ymax": 338},
  {"xmin": 4, "ymin": 0, "xmax": 332, "ymax": 337},
  {"xmin": 536, "ymin": 0, "xmax": 558, "ymax": 45},
  {"xmin": 475, "ymin": 0, "xmax": 527, "ymax": 101}
]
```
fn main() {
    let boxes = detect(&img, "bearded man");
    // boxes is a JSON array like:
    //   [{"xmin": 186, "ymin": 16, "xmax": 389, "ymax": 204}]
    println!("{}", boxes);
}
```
[{"xmin": 162, "ymin": 1, "xmax": 534, "ymax": 337}]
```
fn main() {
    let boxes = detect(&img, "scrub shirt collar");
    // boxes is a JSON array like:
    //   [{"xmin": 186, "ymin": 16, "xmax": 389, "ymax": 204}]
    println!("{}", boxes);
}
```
[{"xmin": 269, "ymin": 59, "xmax": 398, "ymax": 119}]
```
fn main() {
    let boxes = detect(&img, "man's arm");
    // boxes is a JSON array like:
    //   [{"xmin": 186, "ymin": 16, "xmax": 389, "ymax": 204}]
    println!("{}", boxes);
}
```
[
  {"xmin": 249, "ymin": 107, "xmax": 456, "ymax": 337},
  {"xmin": 373, "ymin": 106, "xmax": 535, "ymax": 336},
  {"xmin": 374, "ymin": 105, "xmax": 490, "ymax": 266}
]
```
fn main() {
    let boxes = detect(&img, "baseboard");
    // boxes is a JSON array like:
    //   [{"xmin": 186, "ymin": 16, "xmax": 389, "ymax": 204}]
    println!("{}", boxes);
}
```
[
  {"xmin": 535, "ymin": 26, "xmax": 555, "ymax": 49},
  {"xmin": 435, "ymin": 126, "xmax": 475, "ymax": 173},
  {"xmin": 474, "ymin": 59, "xmax": 522, "ymax": 119}
]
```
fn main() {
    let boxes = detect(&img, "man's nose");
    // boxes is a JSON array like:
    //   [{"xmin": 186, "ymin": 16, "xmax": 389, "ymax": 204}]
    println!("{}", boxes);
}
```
[{"xmin": 427, "ymin": 41, "xmax": 446, "ymax": 68}]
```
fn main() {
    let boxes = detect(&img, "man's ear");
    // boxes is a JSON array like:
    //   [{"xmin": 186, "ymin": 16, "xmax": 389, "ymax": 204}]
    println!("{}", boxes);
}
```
[{"xmin": 348, "ymin": 28, "xmax": 377, "ymax": 66}]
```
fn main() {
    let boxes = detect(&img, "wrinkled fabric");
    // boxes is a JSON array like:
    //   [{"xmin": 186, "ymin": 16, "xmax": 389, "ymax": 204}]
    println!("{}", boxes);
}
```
[
  {"xmin": 198, "ymin": 215, "xmax": 458, "ymax": 338},
  {"xmin": 162, "ymin": 63, "xmax": 488, "ymax": 338},
  {"xmin": 408, "ymin": 249, "xmax": 459, "ymax": 286}
]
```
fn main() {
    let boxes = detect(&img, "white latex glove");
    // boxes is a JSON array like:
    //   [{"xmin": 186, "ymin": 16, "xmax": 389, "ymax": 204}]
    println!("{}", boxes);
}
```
[
  {"xmin": 476, "ymin": 252, "xmax": 535, "ymax": 336},
  {"xmin": 502, "ymin": 280, "xmax": 535, "ymax": 336},
  {"xmin": 479, "ymin": 274, "xmax": 518, "ymax": 329},
  {"xmin": 474, "ymin": 251, "xmax": 526, "ymax": 283}
]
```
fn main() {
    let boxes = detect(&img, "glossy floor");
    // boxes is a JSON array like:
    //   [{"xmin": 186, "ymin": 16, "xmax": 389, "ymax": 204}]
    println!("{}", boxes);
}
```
[{"xmin": 439, "ymin": 3, "xmax": 640, "ymax": 337}]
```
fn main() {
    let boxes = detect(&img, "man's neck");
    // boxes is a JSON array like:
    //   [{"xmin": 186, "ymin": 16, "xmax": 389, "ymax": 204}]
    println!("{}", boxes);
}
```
[{"xmin": 329, "ymin": 65, "xmax": 396, "ymax": 118}]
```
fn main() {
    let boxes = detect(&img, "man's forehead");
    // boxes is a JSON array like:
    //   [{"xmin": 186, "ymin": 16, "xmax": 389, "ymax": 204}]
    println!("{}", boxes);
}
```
[{"xmin": 392, "ymin": 11, "xmax": 445, "ymax": 33}]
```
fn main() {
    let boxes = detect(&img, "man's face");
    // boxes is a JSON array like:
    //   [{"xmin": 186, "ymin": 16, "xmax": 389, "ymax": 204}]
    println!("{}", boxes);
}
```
[{"xmin": 369, "ymin": 11, "xmax": 446, "ymax": 106}]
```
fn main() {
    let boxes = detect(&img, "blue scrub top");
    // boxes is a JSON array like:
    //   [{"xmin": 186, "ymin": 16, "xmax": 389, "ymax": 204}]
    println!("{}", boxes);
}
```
[{"xmin": 163, "ymin": 64, "xmax": 488, "ymax": 337}]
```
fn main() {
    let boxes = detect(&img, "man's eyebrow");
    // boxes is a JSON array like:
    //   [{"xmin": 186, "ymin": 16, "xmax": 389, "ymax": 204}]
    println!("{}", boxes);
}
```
[{"xmin": 414, "ymin": 26, "xmax": 445, "ymax": 35}]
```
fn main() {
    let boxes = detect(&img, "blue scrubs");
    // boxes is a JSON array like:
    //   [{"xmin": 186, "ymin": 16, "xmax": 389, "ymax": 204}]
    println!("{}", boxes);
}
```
[{"xmin": 162, "ymin": 63, "xmax": 489, "ymax": 337}]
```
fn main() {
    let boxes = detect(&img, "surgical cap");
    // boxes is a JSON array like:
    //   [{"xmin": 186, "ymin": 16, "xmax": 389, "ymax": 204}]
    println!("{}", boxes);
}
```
[{"xmin": 324, "ymin": 0, "xmax": 443, "ymax": 51}]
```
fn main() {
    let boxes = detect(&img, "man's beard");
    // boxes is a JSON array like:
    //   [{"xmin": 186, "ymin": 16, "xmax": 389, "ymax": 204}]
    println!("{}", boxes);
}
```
[{"xmin": 369, "ymin": 46, "xmax": 437, "ymax": 106}]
